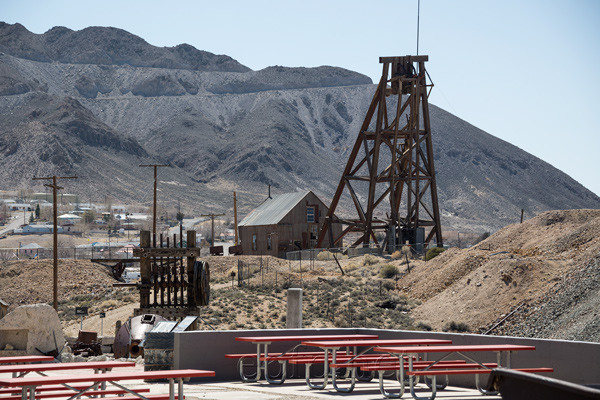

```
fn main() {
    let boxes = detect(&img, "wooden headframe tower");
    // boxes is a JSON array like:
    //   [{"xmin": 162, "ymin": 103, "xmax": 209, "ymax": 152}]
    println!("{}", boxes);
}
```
[{"xmin": 317, "ymin": 55, "xmax": 443, "ymax": 252}]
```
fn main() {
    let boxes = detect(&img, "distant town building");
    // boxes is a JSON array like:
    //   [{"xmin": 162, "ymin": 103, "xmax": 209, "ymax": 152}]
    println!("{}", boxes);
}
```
[
  {"xmin": 8, "ymin": 203, "xmax": 33, "ymax": 212},
  {"xmin": 58, "ymin": 213, "xmax": 82, "ymax": 226},
  {"xmin": 21, "ymin": 224, "xmax": 64, "ymax": 234},
  {"xmin": 238, "ymin": 191, "xmax": 341, "ymax": 257},
  {"xmin": 19, "ymin": 243, "xmax": 49, "ymax": 258},
  {"xmin": 111, "ymin": 205, "xmax": 128, "ymax": 215}
]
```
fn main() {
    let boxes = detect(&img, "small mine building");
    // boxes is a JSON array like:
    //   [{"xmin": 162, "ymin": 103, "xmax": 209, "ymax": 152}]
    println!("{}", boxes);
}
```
[{"xmin": 239, "ymin": 191, "xmax": 340, "ymax": 257}]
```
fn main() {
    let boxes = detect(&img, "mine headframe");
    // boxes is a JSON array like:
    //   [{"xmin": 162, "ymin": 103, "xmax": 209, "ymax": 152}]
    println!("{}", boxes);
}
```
[{"xmin": 317, "ymin": 55, "xmax": 443, "ymax": 253}]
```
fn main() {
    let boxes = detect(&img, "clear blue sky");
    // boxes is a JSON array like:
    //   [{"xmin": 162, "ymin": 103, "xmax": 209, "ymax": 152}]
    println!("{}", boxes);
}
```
[{"xmin": 3, "ymin": 0, "xmax": 600, "ymax": 196}]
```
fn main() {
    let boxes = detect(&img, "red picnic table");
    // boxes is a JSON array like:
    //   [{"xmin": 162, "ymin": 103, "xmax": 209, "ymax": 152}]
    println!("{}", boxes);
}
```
[
  {"xmin": 231, "ymin": 334, "xmax": 378, "ymax": 384},
  {"xmin": 0, "ymin": 357, "xmax": 55, "ymax": 364},
  {"xmin": 0, "ymin": 369, "xmax": 215, "ymax": 400},
  {"xmin": 0, "ymin": 361, "xmax": 135, "ymax": 378},
  {"xmin": 373, "ymin": 344, "xmax": 551, "ymax": 400},
  {"xmin": 298, "ymin": 338, "xmax": 453, "ymax": 392}
]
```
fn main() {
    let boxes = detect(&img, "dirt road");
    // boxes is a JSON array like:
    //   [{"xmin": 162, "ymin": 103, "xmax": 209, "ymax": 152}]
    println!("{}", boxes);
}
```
[{"xmin": 63, "ymin": 302, "xmax": 139, "ymax": 338}]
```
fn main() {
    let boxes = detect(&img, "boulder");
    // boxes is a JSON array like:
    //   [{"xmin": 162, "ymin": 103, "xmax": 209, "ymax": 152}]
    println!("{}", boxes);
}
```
[{"xmin": 0, "ymin": 303, "xmax": 64, "ymax": 355}]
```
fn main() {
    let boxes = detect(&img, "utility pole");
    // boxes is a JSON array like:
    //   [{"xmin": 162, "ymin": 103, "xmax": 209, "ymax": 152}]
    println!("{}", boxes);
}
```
[
  {"xmin": 201, "ymin": 213, "xmax": 225, "ymax": 247},
  {"xmin": 139, "ymin": 164, "xmax": 169, "ymax": 244},
  {"xmin": 233, "ymin": 192, "xmax": 238, "ymax": 245},
  {"xmin": 32, "ymin": 175, "xmax": 77, "ymax": 311}
]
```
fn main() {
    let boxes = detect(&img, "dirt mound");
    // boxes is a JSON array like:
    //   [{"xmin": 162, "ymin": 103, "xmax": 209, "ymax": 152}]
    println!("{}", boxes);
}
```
[
  {"xmin": 0, "ymin": 259, "xmax": 120, "ymax": 315},
  {"xmin": 402, "ymin": 209, "xmax": 600, "ymax": 334}
]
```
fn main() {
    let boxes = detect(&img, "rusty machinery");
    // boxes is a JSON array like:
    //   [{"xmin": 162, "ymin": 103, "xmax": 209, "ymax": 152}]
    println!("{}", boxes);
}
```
[
  {"xmin": 113, "ymin": 314, "xmax": 168, "ymax": 359},
  {"xmin": 125, "ymin": 230, "xmax": 210, "ymax": 316},
  {"xmin": 317, "ymin": 56, "xmax": 443, "ymax": 252},
  {"xmin": 112, "ymin": 230, "xmax": 209, "ymax": 358}
]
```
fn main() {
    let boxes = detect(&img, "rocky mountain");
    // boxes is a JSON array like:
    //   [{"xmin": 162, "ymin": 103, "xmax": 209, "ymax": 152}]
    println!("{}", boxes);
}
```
[{"xmin": 0, "ymin": 22, "xmax": 598, "ymax": 232}]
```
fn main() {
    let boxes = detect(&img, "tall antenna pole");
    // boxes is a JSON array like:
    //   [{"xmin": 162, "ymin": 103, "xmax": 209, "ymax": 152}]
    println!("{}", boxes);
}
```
[
  {"xmin": 32, "ymin": 175, "xmax": 77, "ymax": 311},
  {"xmin": 139, "ymin": 164, "xmax": 169, "ymax": 244},
  {"xmin": 417, "ymin": 0, "xmax": 421, "ymax": 55}
]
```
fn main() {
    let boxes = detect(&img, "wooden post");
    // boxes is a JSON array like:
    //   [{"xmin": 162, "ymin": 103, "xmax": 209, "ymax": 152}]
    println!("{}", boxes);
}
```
[
  {"xmin": 139, "ymin": 230, "xmax": 151, "ymax": 308},
  {"xmin": 187, "ymin": 230, "xmax": 196, "ymax": 307},
  {"xmin": 32, "ymin": 175, "xmax": 77, "ymax": 311},
  {"xmin": 521, "ymin": 209, "xmax": 524, "ymax": 223}
]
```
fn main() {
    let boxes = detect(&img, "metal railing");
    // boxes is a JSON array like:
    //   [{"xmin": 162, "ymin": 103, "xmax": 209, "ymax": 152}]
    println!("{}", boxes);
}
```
[{"xmin": 0, "ymin": 247, "xmax": 138, "ymax": 261}]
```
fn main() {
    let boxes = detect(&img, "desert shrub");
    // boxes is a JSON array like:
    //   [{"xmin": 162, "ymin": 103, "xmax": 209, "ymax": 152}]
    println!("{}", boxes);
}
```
[
  {"xmin": 391, "ymin": 250, "xmax": 402, "ymax": 259},
  {"xmin": 415, "ymin": 322, "xmax": 432, "ymax": 331},
  {"xmin": 382, "ymin": 281, "xmax": 395, "ymax": 291},
  {"xmin": 379, "ymin": 264, "xmax": 399, "ymax": 279},
  {"xmin": 345, "ymin": 263, "xmax": 359, "ymax": 273},
  {"xmin": 442, "ymin": 321, "xmax": 470, "ymax": 333},
  {"xmin": 362, "ymin": 254, "xmax": 380, "ymax": 266},
  {"xmin": 425, "ymin": 247, "xmax": 446, "ymax": 261}
]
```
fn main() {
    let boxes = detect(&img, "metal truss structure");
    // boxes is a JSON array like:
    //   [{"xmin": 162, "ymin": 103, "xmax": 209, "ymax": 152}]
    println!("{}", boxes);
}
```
[{"xmin": 317, "ymin": 55, "xmax": 443, "ymax": 252}]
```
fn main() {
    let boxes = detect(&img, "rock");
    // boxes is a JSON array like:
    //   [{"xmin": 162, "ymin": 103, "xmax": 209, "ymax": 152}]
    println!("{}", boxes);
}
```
[{"xmin": 0, "ymin": 303, "xmax": 64, "ymax": 356}]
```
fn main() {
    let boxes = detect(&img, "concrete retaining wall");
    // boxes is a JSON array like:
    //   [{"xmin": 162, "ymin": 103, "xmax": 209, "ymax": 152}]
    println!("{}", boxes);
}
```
[{"xmin": 174, "ymin": 328, "xmax": 600, "ymax": 386}]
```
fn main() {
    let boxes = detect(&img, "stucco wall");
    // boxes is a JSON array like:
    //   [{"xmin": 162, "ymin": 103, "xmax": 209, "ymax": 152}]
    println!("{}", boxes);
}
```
[{"xmin": 174, "ymin": 328, "xmax": 600, "ymax": 386}]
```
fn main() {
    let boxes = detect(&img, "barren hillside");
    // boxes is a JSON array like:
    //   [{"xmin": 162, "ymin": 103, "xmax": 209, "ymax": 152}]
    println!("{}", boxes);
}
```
[
  {"xmin": 0, "ymin": 22, "xmax": 599, "ymax": 232},
  {"xmin": 401, "ymin": 209, "xmax": 600, "ymax": 341}
]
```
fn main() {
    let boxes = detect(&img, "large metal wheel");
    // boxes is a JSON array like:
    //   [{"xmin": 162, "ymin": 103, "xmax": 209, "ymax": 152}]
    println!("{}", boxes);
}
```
[{"xmin": 193, "ymin": 261, "xmax": 210, "ymax": 306}]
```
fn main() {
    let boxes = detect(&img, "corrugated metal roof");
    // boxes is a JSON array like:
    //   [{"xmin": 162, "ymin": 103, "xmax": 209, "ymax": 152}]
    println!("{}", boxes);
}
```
[{"xmin": 239, "ymin": 191, "xmax": 310, "ymax": 227}]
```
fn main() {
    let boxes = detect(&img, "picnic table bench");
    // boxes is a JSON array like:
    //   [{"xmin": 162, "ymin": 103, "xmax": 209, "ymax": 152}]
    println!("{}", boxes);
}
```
[
  {"xmin": 229, "ymin": 334, "xmax": 378, "ymax": 384},
  {"xmin": 373, "ymin": 344, "xmax": 553, "ymax": 400},
  {"xmin": 0, "ymin": 387, "xmax": 151, "ymax": 399},
  {"xmin": 298, "ymin": 339, "xmax": 452, "ymax": 392},
  {"xmin": 0, "ymin": 358, "xmax": 54, "ymax": 365},
  {"xmin": 0, "ymin": 369, "xmax": 215, "ymax": 400}
]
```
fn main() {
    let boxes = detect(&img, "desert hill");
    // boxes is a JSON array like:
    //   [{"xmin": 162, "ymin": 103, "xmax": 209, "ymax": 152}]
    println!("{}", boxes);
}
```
[
  {"xmin": 0, "ymin": 22, "xmax": 599, "ymax": 231},
  {"xmin": 401, "ymin": 209, "xmax": 600, "ymax": 341}
]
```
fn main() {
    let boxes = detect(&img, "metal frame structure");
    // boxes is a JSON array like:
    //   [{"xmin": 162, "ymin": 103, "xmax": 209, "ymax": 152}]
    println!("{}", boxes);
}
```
[
  {"xmin": 317, "ymin": 55, "xmax": 442, "ymax": 251},
  {"xmin": 129, "ymin": 230, "xmax": 209, "ymax": 319}
]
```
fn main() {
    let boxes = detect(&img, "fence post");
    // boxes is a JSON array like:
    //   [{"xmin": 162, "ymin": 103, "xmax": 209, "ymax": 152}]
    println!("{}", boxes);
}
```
[{"xmin": 139, "ymin": 230, "xmax": 151, "ymax": 308}]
